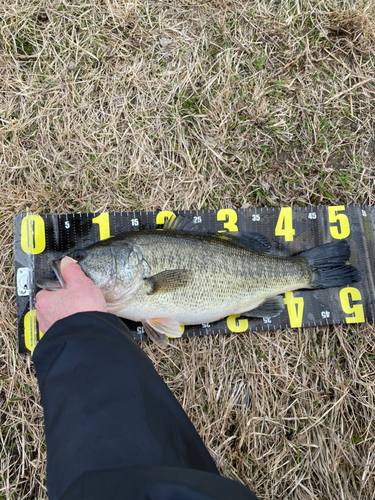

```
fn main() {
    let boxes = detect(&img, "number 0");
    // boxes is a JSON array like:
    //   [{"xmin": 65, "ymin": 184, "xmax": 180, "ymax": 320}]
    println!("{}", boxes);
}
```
[
  {"xmin": 24, "ymin": 310, "xmax": 44, "ymax": 353},
  {"xmin": 20, "ymin": 214, "xmax": 46, "ymax": 255}
]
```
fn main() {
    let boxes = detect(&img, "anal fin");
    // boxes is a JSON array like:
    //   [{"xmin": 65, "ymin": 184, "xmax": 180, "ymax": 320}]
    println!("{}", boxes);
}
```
[
  {"xmin": 142, "ymin": 318, "xmax": 184, "ymax": 349},
  {"xmin": 241, "ymin": 296, "xmax": 285, "ymax": 318},
  {"xmin": 142, "ymin": 321, "xmax": 169, "ymax": 349}
]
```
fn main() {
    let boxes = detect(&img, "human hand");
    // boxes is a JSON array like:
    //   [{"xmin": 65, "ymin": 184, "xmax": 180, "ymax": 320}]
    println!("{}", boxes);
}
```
[{"xmin": 36, "ymin": 256, "xmax": 107, "ymax": 333}]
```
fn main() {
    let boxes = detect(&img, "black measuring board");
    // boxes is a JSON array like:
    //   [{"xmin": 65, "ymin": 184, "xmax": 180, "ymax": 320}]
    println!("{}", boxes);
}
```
[{"xmin": 14, "ymin": 206, "xmax": 375, "ymax": 354}]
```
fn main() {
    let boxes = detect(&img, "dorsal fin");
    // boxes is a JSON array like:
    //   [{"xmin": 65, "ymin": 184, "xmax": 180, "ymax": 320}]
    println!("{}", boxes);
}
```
[
  {"xmin": 163, "ymin": 214, "xmax": 201, "ymax": 232},
  {"xmin": 216, "ymin": 232, "xmax": 271, "ymax": 253},
  {"xmin": 162, "ymin": 214, "xmax": 271, "ymax": 253}
]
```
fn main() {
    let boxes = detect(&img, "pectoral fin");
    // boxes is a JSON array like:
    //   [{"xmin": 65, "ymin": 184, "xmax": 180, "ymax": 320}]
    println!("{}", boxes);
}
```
[
  {"xmin": 145, "ymin": 270, "xmax": 191, "ymax": 295},
  {"xmin": 143, "ymin": 318, "xmax": 185, "ymax": 349},
  {"xmin": 242, "ymin": 296, "xmax": 285, "ymax": 318}
]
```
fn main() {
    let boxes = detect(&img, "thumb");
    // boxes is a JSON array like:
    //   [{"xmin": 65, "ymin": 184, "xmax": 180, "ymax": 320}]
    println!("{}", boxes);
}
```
[{"xmin": 60, "ymin": 256, "xmax": 86, "ymax": 284}]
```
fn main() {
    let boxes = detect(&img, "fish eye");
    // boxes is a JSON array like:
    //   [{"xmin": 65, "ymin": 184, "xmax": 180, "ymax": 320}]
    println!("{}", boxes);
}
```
[{"xmin": 71, "ymin": 250, "xmax": 85, "ymax": 262}]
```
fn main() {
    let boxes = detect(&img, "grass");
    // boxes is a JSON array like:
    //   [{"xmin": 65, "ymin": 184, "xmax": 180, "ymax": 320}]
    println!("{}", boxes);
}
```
[{"xmin": 1, "ymin": 0, "xmax": 375, "ymax": 498}]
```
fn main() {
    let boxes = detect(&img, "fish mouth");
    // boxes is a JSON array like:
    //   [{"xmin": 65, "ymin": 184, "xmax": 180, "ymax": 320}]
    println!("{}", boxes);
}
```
[
  {"xmin": 36, "ymin": 259, "xmax": 67, "ymax": 290},
  {"xmin": 50, "ymin": 259, "xmax": 67, "ymax": 288}
]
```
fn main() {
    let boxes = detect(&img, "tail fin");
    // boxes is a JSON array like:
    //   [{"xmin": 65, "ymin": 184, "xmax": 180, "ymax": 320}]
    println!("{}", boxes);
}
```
[{"xmin": 296, "ymin": 240, "xmax": 360, "ymax": 289}]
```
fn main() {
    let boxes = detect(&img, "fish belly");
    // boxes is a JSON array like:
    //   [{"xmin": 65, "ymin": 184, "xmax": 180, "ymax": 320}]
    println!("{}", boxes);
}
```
[
  {"xmin": 116, "ymin": 299, "xmax": 266, "ymax": 325},
  {"xmin": 115, "ymin": 280, "xmax": 274, "ymax": 325}
]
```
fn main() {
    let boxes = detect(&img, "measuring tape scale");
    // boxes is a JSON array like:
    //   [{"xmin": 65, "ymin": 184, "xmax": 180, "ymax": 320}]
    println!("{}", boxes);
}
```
[{"xmin": 15, "ymin": 205, "xmax": 374, "ymax": 354}]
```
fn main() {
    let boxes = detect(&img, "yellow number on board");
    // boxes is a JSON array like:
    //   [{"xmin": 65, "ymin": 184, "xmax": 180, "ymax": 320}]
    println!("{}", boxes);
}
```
[
  {"xmin": 284, "ymin": 292, "xmax": 304, "ymax": 327},
  {"xmin": 92, "ymin": 213, "xmax": 111, "ymax": 240},
  {"xmin": 20, "ymin": 214, "xmax": 46, "ymax": 255},
  {"xmin": 217, "ymin": 209, "xmax": 238, "ymax": 233},
  {"xmin": 339, "ymin": 287, "xmax": 365, "ymax": 324},
  {"xmin": 275, "ymin": 207, "xmax": 295, "ymax": 242},
  {"xmin": 227, "ymin": 315, "xmax": 249, "ymax": 333},
  {"xmin": 156, "ymin": 210, "xmax": 176, "ymax": 225},
  {"xmin": 24, "ymin": 310, "xmax": 44, "ymax": 353},
  {"xmin": 328, "ymin": 206, "xmax": 350, "ymax": 239}
]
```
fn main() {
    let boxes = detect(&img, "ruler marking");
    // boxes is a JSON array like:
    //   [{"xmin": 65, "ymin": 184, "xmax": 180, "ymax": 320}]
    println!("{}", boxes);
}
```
[
  {"xmin": 72, "ymin": 213, "xmax": 77, "ymax": 251},
  {"xmin": 16, "ymin": 206, "xmax": 375, "ymax": 348}
]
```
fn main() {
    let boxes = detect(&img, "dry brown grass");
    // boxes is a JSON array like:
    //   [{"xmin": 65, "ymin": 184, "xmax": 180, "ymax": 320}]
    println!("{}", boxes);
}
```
[{"xmin": 1, "ymin": 0, "xmax": 375, "ymax": 498}]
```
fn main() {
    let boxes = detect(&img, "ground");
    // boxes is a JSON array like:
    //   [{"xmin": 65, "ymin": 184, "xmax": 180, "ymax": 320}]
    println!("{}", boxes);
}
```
[{"xmin": 1, "ymin": 1, "xmax": 375, "ymax": 499}]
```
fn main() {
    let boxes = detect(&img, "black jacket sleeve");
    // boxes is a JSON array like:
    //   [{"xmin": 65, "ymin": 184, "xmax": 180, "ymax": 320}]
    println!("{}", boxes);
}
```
[{"xmin": 32, "ymin": 312, "xmax": 259, "ymax": 500}]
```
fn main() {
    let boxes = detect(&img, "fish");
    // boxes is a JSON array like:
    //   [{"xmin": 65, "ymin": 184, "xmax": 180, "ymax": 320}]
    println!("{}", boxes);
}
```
[{"xmin": 37, "ymin": 215, "xmax": 360, "ymax": 348}]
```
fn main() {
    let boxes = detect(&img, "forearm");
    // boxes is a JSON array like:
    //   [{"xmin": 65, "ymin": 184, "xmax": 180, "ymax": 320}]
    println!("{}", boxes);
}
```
[{"xmin": 33, "ymin": 311, "xmax": 218, "ymax": 500}]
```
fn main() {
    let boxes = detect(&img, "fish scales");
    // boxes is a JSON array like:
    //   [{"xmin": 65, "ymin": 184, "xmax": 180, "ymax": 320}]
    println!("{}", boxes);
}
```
[{"xmin": 104, "ymin": 230, "xmax": 312, "ymax": 324}]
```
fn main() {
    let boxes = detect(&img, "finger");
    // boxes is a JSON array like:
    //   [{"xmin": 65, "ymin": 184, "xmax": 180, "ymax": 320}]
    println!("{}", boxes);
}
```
[
  {"xmin": 60, "ymin": 256, "xmax": 77, "ymax": 269},
  {"xmin": 61, "ymin": 257, "xmax": 86, "ymax": 285},
  {"xmin": 35, "ymin": 290, "xmax": 51, "ymax": 322},
  {"xmin": 36, "ymin": 289, "xmax": 52, "ymax": 304}
]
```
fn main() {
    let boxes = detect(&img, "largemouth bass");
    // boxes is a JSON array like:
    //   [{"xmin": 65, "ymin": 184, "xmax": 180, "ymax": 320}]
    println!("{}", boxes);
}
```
[{"xmin": 38, "ymin": 216, "xmax": 360, "ymax": 347}]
